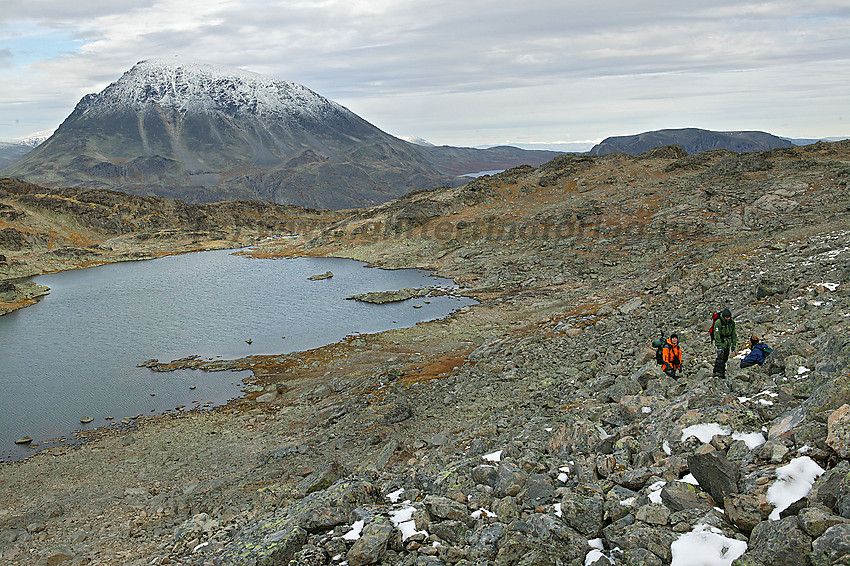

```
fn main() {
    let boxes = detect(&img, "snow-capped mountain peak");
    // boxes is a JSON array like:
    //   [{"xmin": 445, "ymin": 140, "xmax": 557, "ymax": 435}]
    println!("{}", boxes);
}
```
[{"xmin": 79, "ymin": 59, "xmax": 344, "ymax": 120}]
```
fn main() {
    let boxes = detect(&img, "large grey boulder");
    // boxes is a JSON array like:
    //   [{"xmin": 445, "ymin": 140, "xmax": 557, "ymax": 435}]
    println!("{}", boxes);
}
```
[
  {"xmin": 738, "ymin": 516, "xmax": 812, "ymax": 566},
  {"xmin": 346, "ymin": 516, "xmax": 394, "ymax": 566},
  {"xmin": 687, "ymin": 450, "xmax": 739, "ymax": 506},
  {"xmin": 811, "ymin": 523, "xmax": 850, "ymax": 566}
]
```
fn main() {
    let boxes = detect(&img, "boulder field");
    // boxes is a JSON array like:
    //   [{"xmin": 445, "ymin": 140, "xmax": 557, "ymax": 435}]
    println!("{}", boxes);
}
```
[{"xmin": 2, "ymin": 142, "xmax": 850, "ymax": 565}]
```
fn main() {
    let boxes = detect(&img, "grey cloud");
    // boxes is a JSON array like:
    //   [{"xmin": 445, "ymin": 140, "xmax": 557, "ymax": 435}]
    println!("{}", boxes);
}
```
[{"xmin": 1, "ymin": 0, "xmax": 849, "ymax": 143}]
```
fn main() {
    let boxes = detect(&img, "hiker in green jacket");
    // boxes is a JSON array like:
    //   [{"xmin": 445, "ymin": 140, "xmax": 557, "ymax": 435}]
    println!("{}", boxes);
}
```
[{"xmin": 712, "ymin": 308, "xmax": 737, "ymax": 377}]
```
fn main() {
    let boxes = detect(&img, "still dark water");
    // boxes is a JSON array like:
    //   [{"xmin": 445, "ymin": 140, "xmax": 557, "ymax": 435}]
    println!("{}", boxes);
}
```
[{"xmin": 0, "ymin": 249, "xmax": 475, "ymax": 462}]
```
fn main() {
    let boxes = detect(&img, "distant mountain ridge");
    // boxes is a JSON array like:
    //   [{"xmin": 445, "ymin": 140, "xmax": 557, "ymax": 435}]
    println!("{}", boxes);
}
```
[
  {"xmin": 1, "ymin": 60, "xmax": 565, "ymax": 209},
  {"xmin": 589, "ymin": 128, "xmax": 794, "ymax": 156},
  {"xmin": 0, "ymin": 134, "xmax": 50, "ymax": 169}
]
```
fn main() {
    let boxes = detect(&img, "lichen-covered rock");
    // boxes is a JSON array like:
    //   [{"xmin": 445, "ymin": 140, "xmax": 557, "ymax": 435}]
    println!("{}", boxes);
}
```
[
  {"xmin": 217, "ymin": 479, "xmax": 378, "ymax": 564},
  {"xmin": 687, "ymin": 450, "xmax": 739, "ymax": 506},
  {"xmin": 724, "ymin": 493, "xmax": 765, "ymax": 535},
  {"xmin": 660, "ymin": 481, "xmax": 705, "ymax": 513},
  {"xmin": 495, "ymin": 513, "xmax": 586, "ymax": 566},
  {"xmin": 827, "ymin": 404, "xmax": 850, "ymax": 458},
  {"xmin": 346, "ymin": 516, "xmax": 394, "ymax": 566},
  {"xmin": 810, "ymin": 523, "xmax": 850, "ymax": 566},
  {"xmin": 808, "ymin": 461, "xmax": 850, "ymax": 513},
  {"xmin": 739, "ymin": 516, "xmax": 812, "ymax": 566},
  {"xmin": 422, "ymin": 495, "xmax": 470, "ymax": 525},
  {"xmin": 797, "ymin": 505, "xmax": 850, "ymax": 538},
  {"xmin": 560, "ymin": 485, "xmax": 605, "ymax": 537}
]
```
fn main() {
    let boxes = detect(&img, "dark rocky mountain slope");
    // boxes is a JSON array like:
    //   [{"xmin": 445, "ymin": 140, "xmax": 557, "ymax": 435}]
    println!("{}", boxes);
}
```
[{"xmin": 589, "ymin": 127, "xmax": 793, "ymax": 156}]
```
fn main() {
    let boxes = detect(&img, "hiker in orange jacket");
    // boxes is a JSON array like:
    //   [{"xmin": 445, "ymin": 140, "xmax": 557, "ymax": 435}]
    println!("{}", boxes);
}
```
[{"xmin": 661, "ymin": 334, "xmax": 682, "ymax": 378}]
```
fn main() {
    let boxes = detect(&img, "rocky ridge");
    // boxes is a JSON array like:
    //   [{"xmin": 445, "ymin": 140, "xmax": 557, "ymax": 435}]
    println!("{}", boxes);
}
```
[
  {"xmin": 2, "ymin": 142, "xmax": 850, "ymax": 565},
  {"xmin": 589, "ymin": 128, "xmax": 793, "ymax": 156}
]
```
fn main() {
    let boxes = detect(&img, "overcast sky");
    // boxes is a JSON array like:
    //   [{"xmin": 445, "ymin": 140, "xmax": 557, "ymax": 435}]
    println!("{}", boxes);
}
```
[{"xmin": 1, "ymin": 1, "xmax": 848, "ymax": 150}]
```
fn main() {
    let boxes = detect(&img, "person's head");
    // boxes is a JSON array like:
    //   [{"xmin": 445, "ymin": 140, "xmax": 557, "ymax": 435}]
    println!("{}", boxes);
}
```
[
  {"xmin": 722, "ymin": 307, "xmax": 732, "ymax": 321},
  {"xmin": 670, "ymin": 333, "xmax": 678, "ymax": 345},
  {"xmin": 750, "ymin": 336, "xmax": 760, "ymax": 346}
]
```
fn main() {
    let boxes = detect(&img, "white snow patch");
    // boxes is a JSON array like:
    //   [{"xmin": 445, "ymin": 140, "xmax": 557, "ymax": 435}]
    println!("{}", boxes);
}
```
[
  {"xmin": 482, "ymin": 450, "xmax": 502, "ymax": 462},
  {"xmin": 642, "ymin": 406, "xmax": 652, "ymax": 414},
  {"xmin": 390, "ymin": 507, "xmax": 427, "ymax": 541},
  {"xmin": 732, "ymin": 432, "xmax": 766, "ymax": 449},
  {"xmin": 767, "ymin": 456, "xmax": 825, "ymax": 520},
  {"xmin": 192, "ymin": 541, "xmax": 210, "ymax": 553},
  {"xmin": 663, "ymin": 440, "xmax": 672, "ymax": 455},
  {"xmin": 387, "ymin": 488, "xmax": 405, "ymax": 503},
  {"xmin": 679, "ymin": 474, "xmax": 700, "ymax": 486},
  {"xmin": 620, "ymin": 496, "xmax": 636, "ymax": 506},
  {"xmin": 681, "ymin": 423, "xmax": 731, "ymax": 443},
  {"xmin": 471, "ymin": 508, "xmax": 497, "ymax": 519},
  {"xmin": 553, "ymin": 503, "xmax": 563, "ymax": 517},
  {"xmin": 342, "ymin": 519, "xmax": 364, "ymax": 541},
  {"xmin": 648, "ymin": 481, "xmax": 666, "ymax": 504},
  {"xmin": 558, "ymin": 472, "xmax": 569, "ymax": 483},
  {"xmin": 758, "ymin": 399, "xmax": 774, "ymax": 406},
  {"xmin": 588, "ymin": 538, "xmax": 605, "ymax": 550},
  {"xmin": 670, "ymin": 524, "xmax": 747, "ymax": 566},
  {"xmin": 798, "ymin": 366, "xmax": 811, "ymax": 375},
  {"xmin": 798, "ymin": 445, "xmax": 811, "ymax": 454},
  {"xmin": 585, "ymin": 549, "xmax": 606, "ymax": 565}
]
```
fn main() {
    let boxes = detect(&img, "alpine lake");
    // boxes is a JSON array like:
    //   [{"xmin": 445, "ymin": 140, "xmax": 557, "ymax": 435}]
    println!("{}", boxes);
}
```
[{"xmin": 0, "ymin": 248, "xmax": 476, "ymax": 462}]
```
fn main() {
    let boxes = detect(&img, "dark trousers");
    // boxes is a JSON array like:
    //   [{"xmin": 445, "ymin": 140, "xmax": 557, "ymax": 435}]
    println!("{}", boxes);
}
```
[
  {"xmin": 714, "ymin": 347, "xmax": 730, "ymax": 376},
  {"xmin": 740, "ymin": 360, "xmax": 757, "ymax": 369}
]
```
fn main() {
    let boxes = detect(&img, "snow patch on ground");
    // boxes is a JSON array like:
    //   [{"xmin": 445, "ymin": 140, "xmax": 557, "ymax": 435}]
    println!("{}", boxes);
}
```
[
  {"xmin": 670, "ymin": 524, "xmax": 747, "ymax": 566},
  {"xmin": 766, "ymin": 456, "xmax": 825, "ymax": 520},
  {"xmin": 482, "ymin": 450, "xmax": 502, "ymax": 462},
  {"xmin": 648, "ymin": 480, "xmax": 666, "ymax": 504},
  {"xmin": 732, "ymin": 432, "xmax": 766, "ymax": 449},
  {"xmin": 342, "ymin": 519, "xmax": 364, "ymax": 541},
  {"xmin": 681, "ymin": 423, "xmax": 731, "ymax": 443},
  {"xmin": 390, "ymin": 506, "xmax": 427, "ymax": 541}
]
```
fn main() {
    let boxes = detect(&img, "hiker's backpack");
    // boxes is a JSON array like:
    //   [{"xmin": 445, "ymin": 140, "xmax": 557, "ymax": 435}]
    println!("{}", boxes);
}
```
[
  {"xmin": 709, "ymin": 312, "xmax": 720, "ymax": 341},
  {"xmin": 652, "ymin": 335, "xmax": 666, "ymax": 364}
]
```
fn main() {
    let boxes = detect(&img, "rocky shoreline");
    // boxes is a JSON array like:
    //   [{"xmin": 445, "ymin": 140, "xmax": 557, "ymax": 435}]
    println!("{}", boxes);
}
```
[{"xmin": 2, "ymin": 143, "xmax": 850, "ymax": 565}]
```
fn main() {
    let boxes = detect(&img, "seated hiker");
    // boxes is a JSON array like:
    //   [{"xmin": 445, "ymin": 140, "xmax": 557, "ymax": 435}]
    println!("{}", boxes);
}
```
[
  {"xmin": 661, "ymin": 333, "xmax": 682, "ymax": 378},
  {"xmin": 740, "ymin": 336, "xmax": 772, "ymax": 368}
]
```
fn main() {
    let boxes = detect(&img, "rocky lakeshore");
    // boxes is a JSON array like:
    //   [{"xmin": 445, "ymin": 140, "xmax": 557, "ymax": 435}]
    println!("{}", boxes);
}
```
[{"xmin": 2, "ymin": 142, "xmax": 850, "ymax": 565}]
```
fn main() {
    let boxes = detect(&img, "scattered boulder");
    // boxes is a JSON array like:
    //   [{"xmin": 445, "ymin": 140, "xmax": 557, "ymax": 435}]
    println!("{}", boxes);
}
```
[
  {"xmin": 740, "ymin": 516, "xmax": 812, "ymax": 566},
  {"xmin": 826, "ymin": 404, "xmax": 850, "ymax": 458},
  {"xmin": 811, "ymin": 523, "xmax": 850, "ymax": 566},
  {"xmin": 687, "ymin": 450, "xmax": 739, "ymax": 506}
]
